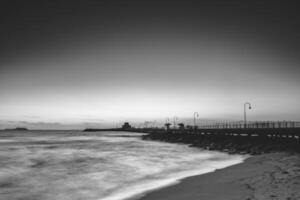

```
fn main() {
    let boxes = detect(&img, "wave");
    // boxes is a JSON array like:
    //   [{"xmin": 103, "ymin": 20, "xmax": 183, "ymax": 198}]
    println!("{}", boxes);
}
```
[{"xmin": 0, "ymin": 131, "xmax": 247, "ymax": 200}]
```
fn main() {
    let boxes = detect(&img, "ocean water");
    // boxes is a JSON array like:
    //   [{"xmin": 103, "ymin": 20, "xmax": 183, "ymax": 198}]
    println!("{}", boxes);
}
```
[{"xmin": 0, "ymin": 130, "xmax": 246, "ymax": 200}]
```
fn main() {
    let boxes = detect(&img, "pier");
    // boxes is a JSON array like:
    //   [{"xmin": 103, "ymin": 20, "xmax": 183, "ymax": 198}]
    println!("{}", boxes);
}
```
[
  {"xmin": 133, "ymin": 121, "xmax": 300, "ymax": 139},
  {"xmin": 137, "ymin": 121, "xmax": 300, "ymax": 155},
  {"xmin": 83, "ymin": 121, "xmax": 300, "ymax": 154},
  {"xmin": 181, "ymin": 121, "xmax": 300, "ymax": 139}
]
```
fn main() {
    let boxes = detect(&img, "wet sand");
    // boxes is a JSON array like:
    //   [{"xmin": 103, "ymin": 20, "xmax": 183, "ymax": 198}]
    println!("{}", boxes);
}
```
[{"xmin": 137, "ymin": 153, "xmax": 300, "ymax": 200}]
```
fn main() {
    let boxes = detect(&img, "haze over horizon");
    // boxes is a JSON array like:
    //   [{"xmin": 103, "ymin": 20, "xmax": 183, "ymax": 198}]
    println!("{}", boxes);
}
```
[{"xmin": 1, "ymin": 1, "xmax": 300, "ymax": 129}]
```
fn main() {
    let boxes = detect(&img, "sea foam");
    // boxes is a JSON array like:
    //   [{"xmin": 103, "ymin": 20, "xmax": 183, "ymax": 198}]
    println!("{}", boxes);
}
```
[{"xmin": 0, "ymin": 130, "xmax": 247, "ymax": 200}]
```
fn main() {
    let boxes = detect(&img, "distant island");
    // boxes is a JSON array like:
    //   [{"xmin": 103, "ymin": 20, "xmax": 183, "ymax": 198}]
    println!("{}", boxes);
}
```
[{"xmin": 4, "ymin": 127, "xmax": 28, "ymax": 131}]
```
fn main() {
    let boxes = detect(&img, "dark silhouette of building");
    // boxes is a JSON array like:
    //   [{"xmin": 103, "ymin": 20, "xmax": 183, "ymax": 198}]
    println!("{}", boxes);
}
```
[
  {"xmin": 122, "ymin": 122, "xmax": 132, "ymax": 129},
  {"xmin": 164, "ymin": 123, "xmax": 171, "ymax": 131},
  {"xmin": 178, "ymin": 123, "xmax": 185, "ymax": 130},
  {"xmin": 186, "ymin": 125, "xmax": 193, "ymax": 130}
]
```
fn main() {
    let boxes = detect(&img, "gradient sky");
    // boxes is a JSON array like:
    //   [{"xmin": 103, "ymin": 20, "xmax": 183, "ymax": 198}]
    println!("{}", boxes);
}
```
[{"xmin": 1, "ymin": 1, "xmax": 300, "ymax": 129}]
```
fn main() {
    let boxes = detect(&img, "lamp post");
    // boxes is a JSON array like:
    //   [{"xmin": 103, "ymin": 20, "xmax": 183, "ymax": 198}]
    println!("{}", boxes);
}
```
[
  {"xmin": 173, "ymin": 116, "xmax": 178, "ymax": 129},
  {"xmin": 244, "ymin": 102, "xmax": 252, "ymax": 128},
  {"xmin": 193, "ymin": 112, "xmax": 199, "ymax": 129},
  {"xmin": 165, "ymin": 117, "xmax": 171, "ymax": 131}
]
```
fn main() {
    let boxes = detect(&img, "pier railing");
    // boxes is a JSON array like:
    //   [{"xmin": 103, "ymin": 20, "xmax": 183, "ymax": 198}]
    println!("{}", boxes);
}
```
[{"xmin": 197, "ymin": 121, "xmax": 300, "ymax": 129}]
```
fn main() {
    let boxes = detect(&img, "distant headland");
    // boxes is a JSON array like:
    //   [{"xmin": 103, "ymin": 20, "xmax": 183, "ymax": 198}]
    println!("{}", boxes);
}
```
[{"xmin": 4, "ymin": 127, "xmax": 29, "ymax": 131}]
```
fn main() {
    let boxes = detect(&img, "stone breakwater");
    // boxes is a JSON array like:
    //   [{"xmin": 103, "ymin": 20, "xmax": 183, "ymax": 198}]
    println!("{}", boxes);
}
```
[{"xmin": 142, "ymin": 132, "xmax": 300, "ymax": 155}]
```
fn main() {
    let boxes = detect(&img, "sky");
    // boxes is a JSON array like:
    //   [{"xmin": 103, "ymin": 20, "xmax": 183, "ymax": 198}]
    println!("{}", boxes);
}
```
[{"xmin": 0, "ymin": 1, "xmax": 300, "ymax": 129}]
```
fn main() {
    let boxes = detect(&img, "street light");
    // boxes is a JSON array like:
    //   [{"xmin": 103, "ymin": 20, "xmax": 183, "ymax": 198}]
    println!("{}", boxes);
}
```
[
  {"xmin": 165, "ymin": 117, "xmax": 171, "ymax": 130},
  {"xmin": 193, "ymin": 112, "xmax": 199, "ymax": 129},
  {"xmin": 244, "ymin": 102, "xmax": 252, "ymax": 128}
]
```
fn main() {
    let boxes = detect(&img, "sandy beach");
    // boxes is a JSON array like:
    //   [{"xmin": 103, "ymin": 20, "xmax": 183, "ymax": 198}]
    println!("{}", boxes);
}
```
[{"xmin": 137, "ymin": 152, "xmax": 300, "ymax": 200}]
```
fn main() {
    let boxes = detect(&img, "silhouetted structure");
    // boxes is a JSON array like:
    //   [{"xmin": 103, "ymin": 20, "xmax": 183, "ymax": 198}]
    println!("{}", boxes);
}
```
[
  {"xmin": 244, "ymin": 102, "xmax": 252, "ymax": 128},
  {"xmin": 122, "ymin": 122, "xmax": 132, "ymax": 129},
  {"xmin": 165, "ymin": 123, "xmax": 171, "ymax": 131},
  {"xmin": 178, "ymin": 123, "xmax": 185, "ymax": 130},
  {"xmin": 193, "ymin": 112, "xmax": 199, "ymax": 128},
  {"xmin": 4, "ymin": 127, "xmax": 28, "ymax": 131},
  {"xmin": 133, "ymin": 121, "xmax": 300, "ymax": 140}
]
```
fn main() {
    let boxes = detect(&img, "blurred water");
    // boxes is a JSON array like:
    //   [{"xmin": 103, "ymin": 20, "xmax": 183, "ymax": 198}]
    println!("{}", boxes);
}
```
[{"xmin": 0, "ymin": 130, "xmax": 246, "ymax": 200}]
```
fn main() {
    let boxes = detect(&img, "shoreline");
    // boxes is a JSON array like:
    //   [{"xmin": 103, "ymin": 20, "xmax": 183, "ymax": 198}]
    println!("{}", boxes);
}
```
[
  {"xmin": 136, "ymin": 152, "xmax": 300, "ymax": 200},
  {"xmin": 117, "ymin": 152, "xmax": 247, "ymax": 200},
  {"xmin": 142, "ymin": 132, "xmax": 300, "ymax": 155},
  {"xmin": 134, "ymin": 132, "xmax": 300, "ymax": 200}
]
